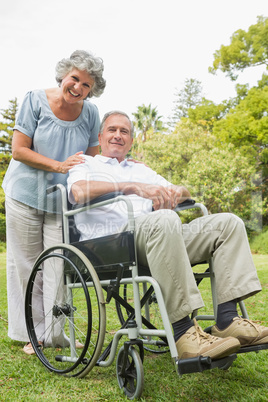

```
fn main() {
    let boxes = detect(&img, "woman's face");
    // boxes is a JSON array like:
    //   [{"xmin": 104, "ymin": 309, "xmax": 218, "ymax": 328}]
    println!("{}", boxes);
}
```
[{"xmin": 60, "ymin": 68, "xmax": 94, "ymax": 102}]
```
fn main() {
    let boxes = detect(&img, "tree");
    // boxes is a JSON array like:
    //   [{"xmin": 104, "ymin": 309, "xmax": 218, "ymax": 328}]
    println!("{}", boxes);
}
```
[
  {"xmin": 0, "ymin": 98, "xmax": 18, "ymax": 153},
  {"xmin": 184, "ymin": 146, "xmax": 264, "ymax": 231},
  {"xmin": 169, "ymin": 78, "xmax": 203, "ymax": 126},
  {"xmin": 138, "ymin": 120, "xmax": 214, "ymax": 183},
  {"xmin": 0, "ymin": 153, "xmax": 11, "ymax": 241},
  {"xmin": 211, "ymin": 80, "xmax": 268, "ymax": 226},
  {"xmin": 0, "ymin": 98, "xmax": 17, "ymax": 241},
  {"xmin": 185, "ymin": 82, "xmax": 250, "ymax": 132},
  {"xmin": 213, "ymin": 82, "xmax": 268, "ymax": 165},
  {"xmin": 187, "ymin": 98, "xmax": 231, "ymax": 131},
  {"xmin": 133, "ymin": 120, "xmax": 263, "ymax": 227},
  {"xmin": 209, "ymin": 16, "xmax": 268, "ymax": 80},
  {"xmin": 132, "ymin": 104, "xmax": 164, "ymax": 143}
]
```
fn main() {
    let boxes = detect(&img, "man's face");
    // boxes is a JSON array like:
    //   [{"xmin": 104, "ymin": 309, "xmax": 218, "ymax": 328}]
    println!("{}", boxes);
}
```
[{"xmin": 98, "ymin": 114, "xmax": 133, "ymax": 162}]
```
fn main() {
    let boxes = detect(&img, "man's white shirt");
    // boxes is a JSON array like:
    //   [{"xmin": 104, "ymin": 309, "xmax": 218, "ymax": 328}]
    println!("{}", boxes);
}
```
[{"xmin": 67, "ymin": 155, "xmax": 172, "ymax": 240}]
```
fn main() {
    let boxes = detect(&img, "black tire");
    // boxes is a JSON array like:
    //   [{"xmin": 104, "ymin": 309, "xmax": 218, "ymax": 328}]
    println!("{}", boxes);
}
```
[
  {"xmin": 25, "ymin": 244, "xmax": 106, "ymax": 377},
  {"xmin": 116, "ymin": 346, "xmax": 144, "ymax": 400}
]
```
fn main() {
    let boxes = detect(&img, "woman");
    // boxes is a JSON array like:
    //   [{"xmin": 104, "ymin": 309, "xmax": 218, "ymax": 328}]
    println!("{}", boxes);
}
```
[{"xmin": 2, "ymin": 49, "xmax": 106, "ymax": 354}]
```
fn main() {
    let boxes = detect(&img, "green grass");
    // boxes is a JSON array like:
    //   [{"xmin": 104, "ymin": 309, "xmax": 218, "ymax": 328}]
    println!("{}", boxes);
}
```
[
  {"xmin": 0, "ymin": 253, "xmax": 268, "ymax": 401},
  {"xmin": 250, "ymin": 230, "xmax": 268, "ymax": 254}
]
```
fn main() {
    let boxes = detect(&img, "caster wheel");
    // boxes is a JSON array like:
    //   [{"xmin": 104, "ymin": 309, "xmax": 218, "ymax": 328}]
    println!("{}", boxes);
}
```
[{"xmin": 116, "ymin": 346, "xmax": 144, "ymax": 399}]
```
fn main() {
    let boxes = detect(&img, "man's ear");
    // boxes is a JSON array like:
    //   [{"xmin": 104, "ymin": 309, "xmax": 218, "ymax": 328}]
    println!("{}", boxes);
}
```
[{"xmin": 98, "ymin": 133, "xmax": 102, "ymax": 145}]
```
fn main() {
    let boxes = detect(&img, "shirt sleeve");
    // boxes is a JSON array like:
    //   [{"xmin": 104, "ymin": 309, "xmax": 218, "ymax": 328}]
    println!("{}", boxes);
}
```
[
  {"xmin": 14, "ymin": 92, "xmax": 40, "ymax": 138},
  {"xmin": 67, "ymin": 158, "xmax": 96, "ymax": 204}
]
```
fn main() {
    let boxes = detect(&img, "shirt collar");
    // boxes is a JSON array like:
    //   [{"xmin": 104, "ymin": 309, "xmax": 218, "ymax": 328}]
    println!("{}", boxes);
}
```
[{"xmin": 95, "ymin": 154, "xmax": 133, "ymax": 166}]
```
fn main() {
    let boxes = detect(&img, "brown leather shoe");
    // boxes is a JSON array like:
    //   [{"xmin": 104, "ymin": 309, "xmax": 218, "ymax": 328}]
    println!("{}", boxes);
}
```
[
  {"xmin": 176, "ymin": 319, "xmax": 240, "ymax": 360},
  {"xmin": 211, "ymin": 317, "xmax": 268, "ymax": 346}
]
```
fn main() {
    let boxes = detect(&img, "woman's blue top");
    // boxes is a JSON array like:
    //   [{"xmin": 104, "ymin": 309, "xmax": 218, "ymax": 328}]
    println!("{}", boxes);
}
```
[{"xmin": 2, "ymin": 89, "xmax": 100, "ymax": 213}]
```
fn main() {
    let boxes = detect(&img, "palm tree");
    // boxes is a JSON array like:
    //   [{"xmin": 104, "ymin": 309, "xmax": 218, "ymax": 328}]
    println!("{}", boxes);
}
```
[{"xmin": 132, "ymin": 104, "xmax": 163, "ymax": 142}]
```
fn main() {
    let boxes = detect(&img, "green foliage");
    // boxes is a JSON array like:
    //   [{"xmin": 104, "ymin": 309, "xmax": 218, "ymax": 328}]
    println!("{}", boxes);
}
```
[
  {"xmin": 0, "ymin": 98, "xmax": 18, "ymax": 241},
  {"xmin": 0, "ymin": 98, "xmax": 18, "ymax": 153},
  {"xmin": 0, "ymin": 153, "xmax": 11, "ymax": 242},
  {"xmin": 209, "ymin": 16, "xmax": 268, "ymax": 80},
  {"xmin": 188, "ymin": 98, "xmax": 231, "ymax": 131},
  {"xmin": 212, "ymin": 83, "xmax": 268, "ymax": 185},
  {"xmin": 169, "ymin": 78, "xmax": 203, "ymax": 126},
  {"xmin": 0, "ymin": 215, "xmax": 6, "ymax": 243},
  {"xmin": 134, "ymin": 120, "xmax": 214, "ymax": 183},
  {"xmin": 184, "ymin": 146, "xmax": 265, "ymax": 230},
  {"xmin": 250, "ymin": 229, "xmax": 268, "ymax": 254},
  {"xmin": 132, "ymin": 120, "xmax": 263, "ymax": 227}
]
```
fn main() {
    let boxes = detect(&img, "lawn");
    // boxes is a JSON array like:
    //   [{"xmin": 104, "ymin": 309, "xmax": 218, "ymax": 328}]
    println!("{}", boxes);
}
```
[{"xmin": 0, "ymin": 253, "xmax": 267, "ymax": 401}]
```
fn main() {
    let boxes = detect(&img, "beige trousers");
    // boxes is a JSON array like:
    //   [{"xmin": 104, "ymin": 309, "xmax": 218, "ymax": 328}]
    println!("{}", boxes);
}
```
[
  {"xmin": 135, "ymin": 210, "xmax": 262, "ymax": 323},
  {"xmin": 5, "ymin": 196, "xmax": 63, "ymax": 342}
]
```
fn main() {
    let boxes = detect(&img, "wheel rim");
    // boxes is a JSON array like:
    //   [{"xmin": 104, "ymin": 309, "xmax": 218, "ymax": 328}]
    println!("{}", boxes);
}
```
[{"xmin": 25, "ymin": 244, "xmax": 106, "ymax": 377}]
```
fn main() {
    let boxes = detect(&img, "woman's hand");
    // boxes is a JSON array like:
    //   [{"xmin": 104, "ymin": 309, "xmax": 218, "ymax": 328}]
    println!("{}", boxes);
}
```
[
  {"xmin": 12, "ymin": 130, "xmax": 86, "ymax": 174},
  {"xmin": 58, "ymin": 151, "xmax": 85, "ymax": 174}
]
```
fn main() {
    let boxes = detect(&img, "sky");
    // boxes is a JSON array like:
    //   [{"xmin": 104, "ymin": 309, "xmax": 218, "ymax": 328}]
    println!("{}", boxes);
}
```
[{"xmin": 1, "ymin": 0, "xmax": 268, "ymax": 122}]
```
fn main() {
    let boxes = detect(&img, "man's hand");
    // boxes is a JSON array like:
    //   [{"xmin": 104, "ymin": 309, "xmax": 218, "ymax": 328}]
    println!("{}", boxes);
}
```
[
  {"xmin": 166, "ymin": 185, "xmax": 191, "ymax": 209},
  {"xmin": 132, "ymin": 184, "xmax": 173, "ymax": 210},
  {"xmin": 124, "ymin": 183, "xmax": 191, "ymax": 211}
]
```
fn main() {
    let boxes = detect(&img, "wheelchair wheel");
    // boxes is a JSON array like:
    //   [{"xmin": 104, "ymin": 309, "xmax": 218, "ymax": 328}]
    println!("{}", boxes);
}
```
[
  {"xmin": 25, "ymin": 244, "xmax": 106, "ymax": 377},
  {"xmin": 115, "ymin": 284, "xmax": 169, "ymax": 353},
  {"xmin": 116, "ymin": 346, "xmax": 144, "ymax": 400}
]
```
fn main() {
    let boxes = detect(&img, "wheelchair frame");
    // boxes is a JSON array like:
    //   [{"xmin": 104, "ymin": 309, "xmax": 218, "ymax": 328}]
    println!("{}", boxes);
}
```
[{"xmin": 25, "ymin": 184, "xmax": 267, "ymax": 400}]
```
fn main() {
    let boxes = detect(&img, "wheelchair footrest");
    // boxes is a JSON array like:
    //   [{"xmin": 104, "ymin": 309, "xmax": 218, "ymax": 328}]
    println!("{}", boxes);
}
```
[
  {"xmin": 176, "ymin": 354, "xmax": 237, "ymax": 376},
  {"xmin": 237, "ymin": 343, "xmax": 268, "ymax": 354}
]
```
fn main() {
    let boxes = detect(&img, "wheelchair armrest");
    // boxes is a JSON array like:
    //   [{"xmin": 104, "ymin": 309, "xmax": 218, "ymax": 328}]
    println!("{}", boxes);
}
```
[
  {"xmin": 47, "ymin": 185, "xmax": 61, "ymax": 195},
  {"xmin": 174, "ymin": 199, "xmax": 196, "ymax": 211},
  {"xmin": 74, "ymin": 191, "xmax": 124, "ymax": 209},
  {"xmin": 174, "ymin": 199, "xmax": 208, "ymax": 216}
]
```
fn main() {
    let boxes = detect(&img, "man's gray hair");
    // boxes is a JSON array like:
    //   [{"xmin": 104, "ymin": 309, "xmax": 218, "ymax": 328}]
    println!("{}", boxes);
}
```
[
  {"xmin": 100, "ymin": 111, "xmax": 134, "ymax": 138},
  {"xmin": 55, "ymin": 50, "xmax": 106, "ymax": 98}
]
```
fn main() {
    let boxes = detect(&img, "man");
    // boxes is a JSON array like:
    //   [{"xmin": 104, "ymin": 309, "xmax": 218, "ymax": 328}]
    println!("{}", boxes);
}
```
[{"xmin": 67, "ymin": 111, "xmax": 268, "ymax": 360}]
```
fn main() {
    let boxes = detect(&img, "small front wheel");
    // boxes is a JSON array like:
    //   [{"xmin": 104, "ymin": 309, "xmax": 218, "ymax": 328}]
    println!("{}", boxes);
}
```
[{"xmin": 116, "ymin": 346, "xmax": 144, "ymax": 400}]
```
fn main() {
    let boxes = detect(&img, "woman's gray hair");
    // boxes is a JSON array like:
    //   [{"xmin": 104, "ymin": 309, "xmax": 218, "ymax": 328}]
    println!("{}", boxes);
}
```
[
  {"xmin": 100, "ymin": 111, "xmax": 134, "ymax": 138},
  {"xmin": 55, "ymin": 50, "xmax": 106, "ymax": 98}
]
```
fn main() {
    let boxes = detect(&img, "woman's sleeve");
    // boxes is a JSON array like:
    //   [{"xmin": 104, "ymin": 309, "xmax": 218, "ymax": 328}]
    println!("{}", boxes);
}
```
[{"xmin": 14, "ymin": 91, "xmax": 40, "ymax": 138}]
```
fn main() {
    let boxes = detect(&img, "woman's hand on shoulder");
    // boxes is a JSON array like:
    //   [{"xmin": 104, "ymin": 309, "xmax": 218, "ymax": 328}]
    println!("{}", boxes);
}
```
[
  {"xmin": 58, "ymin": 151, "xmax": 85, "ymax": 174},
  {"xmin": 127, "ymin": 158, "xmax": 148, "ymax": 167}
]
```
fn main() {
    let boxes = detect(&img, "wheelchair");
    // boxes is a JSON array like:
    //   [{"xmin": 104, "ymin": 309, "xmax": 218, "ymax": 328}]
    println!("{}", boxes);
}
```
[{"xmin": 25, "ymin": 184, "xmax": 268, "ymax": 399}]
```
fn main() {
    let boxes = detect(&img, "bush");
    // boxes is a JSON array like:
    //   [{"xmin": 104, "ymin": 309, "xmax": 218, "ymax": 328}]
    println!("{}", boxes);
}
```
[
  {"xmin": 250, "ymin": 228, "xmax": 268, "ymax": 254},
  {"xmin": 0, "ymin": 213, "xmax": 6, "ymax": 242}
]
